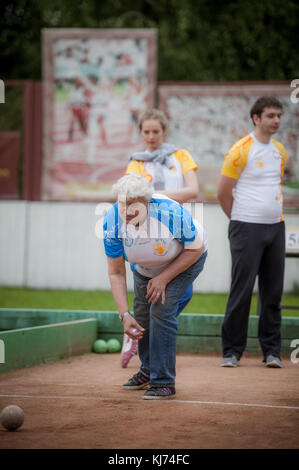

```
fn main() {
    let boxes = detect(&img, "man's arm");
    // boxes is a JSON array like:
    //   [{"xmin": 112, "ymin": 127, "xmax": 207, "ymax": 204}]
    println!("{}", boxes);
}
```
[{"xmin": 217, "ymin": 175, "xmax": 237, "ymax": 219}]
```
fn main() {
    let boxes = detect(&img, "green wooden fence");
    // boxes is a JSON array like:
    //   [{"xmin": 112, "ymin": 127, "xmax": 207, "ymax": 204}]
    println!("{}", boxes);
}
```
[{"xmin": 1, "ymin": 309, "xmax": 298, "ymax": 372}]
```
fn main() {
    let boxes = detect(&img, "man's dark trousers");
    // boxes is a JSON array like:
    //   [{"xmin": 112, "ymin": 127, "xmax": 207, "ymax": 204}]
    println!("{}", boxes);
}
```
[{"xmin": 222, "ymin": 220, "xmax": 285, "ymax": 360}]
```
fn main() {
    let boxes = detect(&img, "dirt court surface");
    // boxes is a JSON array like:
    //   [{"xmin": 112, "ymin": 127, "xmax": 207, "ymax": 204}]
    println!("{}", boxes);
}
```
[{"xmin": 0, "ymin": 352, "xmax": 299, "ymax": 450}]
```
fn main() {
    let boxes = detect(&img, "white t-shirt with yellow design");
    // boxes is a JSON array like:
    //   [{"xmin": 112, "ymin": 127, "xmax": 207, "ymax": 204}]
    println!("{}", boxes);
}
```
[
  {"xmin": 221, "ymin": 132, "xmax": 287, "ymax": 224},
  {"xmin": 126, "ymin": 149, "xmax": 197, "ymax": 191}
]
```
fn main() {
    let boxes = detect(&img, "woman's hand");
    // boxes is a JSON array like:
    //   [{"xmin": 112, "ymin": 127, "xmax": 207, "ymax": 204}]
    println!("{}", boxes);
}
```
[
  {"xmin": 146, "ymin": 275, "xmax": 167, "ymax": 305},
  {"xmin": 122, "ymin": 314, "xmax": 145, "ymax": 340},
  {"xmin": 145, "ymin": 243, "xmax": 204, "ymax": 306}
]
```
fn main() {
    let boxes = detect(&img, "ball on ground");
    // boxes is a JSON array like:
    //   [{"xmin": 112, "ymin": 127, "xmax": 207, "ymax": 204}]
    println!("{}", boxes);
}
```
[
  {"xmin": 107, "ymin": 338, "xmax": 121, "ymax": 353},
  {"xmin": 93, "ymin": 339, "xmax": 108, "ymax": 353},
  {"xmin": 0, "ymin": 405, "xmax": 24, "ymax": 431}
]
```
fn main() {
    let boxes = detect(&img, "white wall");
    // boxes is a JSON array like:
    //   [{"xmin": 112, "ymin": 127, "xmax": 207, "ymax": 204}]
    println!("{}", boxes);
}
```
[
  {"xmin": 0, "ymin": 201, "xmax": 298, "ymax": 293},
  {"xmin": 0, "ymin": 201, "xmax": 27, "ymax": 286},
  {"xmin": 25, "ymin": 202, "xmax": 108, "ymax": 290}
]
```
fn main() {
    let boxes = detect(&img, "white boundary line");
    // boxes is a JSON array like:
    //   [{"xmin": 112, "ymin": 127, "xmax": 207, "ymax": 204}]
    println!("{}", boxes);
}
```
[
  {"xmin": 0, "ymin": 394, "xmax": 102, "ymax": 401},
  {"xmin": 174, "ymin": 400, "xmax": 299, "ymax": 410},
  {"xmin": 0, "ymin": 394, "xmax": 299, "ymax": 410}
]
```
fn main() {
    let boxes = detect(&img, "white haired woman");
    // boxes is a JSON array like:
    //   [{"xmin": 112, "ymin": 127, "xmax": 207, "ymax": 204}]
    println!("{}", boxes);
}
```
[
  {"xmin": 121, "ymin": 108, "xmax": 199, "ymax": 368},
  {"xmin": 103, "ymin": 174, "xmax": 207, "ymax": 400}
]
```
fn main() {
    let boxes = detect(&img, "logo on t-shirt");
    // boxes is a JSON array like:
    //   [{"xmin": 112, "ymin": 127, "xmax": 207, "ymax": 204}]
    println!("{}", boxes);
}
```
[
  {"xmin": 122, "ymin": 232, "xmax": 134, "ymax": 247},
  {"xmin": 255, "ymin": 156, "xmax": 264, "ymax": 168},
  {"xmin": 273, "ymin": 150, "xmax": 282, "ymax": 160},
  {"xmin": 152, "ymin": 239, "xmax": 168, "ymax": 256}
]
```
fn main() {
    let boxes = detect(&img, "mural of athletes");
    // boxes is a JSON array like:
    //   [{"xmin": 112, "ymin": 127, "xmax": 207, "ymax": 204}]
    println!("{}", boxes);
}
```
[
  {"xmin": 42, "ymin": 29, "xmax": 157, "ymax": 201},
  {"xmin": 159, "ymin": 82, "xmax": 299, "ymax": 201}
]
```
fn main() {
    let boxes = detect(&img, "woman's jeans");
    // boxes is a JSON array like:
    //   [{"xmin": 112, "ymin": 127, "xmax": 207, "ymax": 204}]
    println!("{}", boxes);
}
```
[
  {"xmin": 178, "ymin": 283, "xmax": 193, "ymax": 312},
  {"xmin": 133, "ymin": 250, "xmax": 207, "ymax": 386}
]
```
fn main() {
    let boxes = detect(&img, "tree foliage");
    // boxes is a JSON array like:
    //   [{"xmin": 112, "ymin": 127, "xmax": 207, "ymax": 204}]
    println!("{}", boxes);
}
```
[{"xmin": 1, "ymin": 0, "xmax": 298, "ymax": 81}]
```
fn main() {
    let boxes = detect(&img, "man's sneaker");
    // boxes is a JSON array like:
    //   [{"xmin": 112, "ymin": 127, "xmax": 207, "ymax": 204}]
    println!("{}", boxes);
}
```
[
  {"xmin": 142, "ymin": 385, "xmax": 176, "ymax": 400},
  {"xmin": 122, "ymin": 370, "xmax": 150, "ymax": 390},
  {"xmin": 265, "ymin": 355, "xmax": 283, "ymax": 368},
  {"xmin": 121, "ymin": 333, "xmax": 138, "ymax": 368},
  {"xmin": 220, "ymin": 355, "xmax": 238, "ymax": 367}
]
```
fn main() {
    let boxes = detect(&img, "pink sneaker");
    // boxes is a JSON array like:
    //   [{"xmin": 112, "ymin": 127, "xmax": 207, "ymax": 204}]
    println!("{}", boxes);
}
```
[{"xmin": 121, "ymin": 334, "xmax": 138, "ymax": 368}]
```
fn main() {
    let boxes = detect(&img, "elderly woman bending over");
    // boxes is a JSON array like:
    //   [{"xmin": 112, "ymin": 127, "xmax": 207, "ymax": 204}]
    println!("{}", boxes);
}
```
[{"xmin": 103, "ymin": 174, "xmax": 208, "ymax": 400}]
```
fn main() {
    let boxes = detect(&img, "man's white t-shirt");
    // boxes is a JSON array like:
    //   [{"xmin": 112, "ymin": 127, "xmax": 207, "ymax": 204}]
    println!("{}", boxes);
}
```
[{"xmin": 221, "ymin": 132, "xmax": 287, "ymax": 224}]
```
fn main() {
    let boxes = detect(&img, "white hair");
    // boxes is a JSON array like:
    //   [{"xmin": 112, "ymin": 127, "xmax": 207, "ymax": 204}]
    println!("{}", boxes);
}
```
[{"xmin": 112, "ymin": 174, "xmax": 154, "ymax": 202}]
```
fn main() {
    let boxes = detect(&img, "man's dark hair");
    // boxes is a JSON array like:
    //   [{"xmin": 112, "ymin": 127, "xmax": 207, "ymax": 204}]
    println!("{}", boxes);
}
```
[{"xmin": 250, "ymin": 96, "xmax": 283, "ymax": 125}]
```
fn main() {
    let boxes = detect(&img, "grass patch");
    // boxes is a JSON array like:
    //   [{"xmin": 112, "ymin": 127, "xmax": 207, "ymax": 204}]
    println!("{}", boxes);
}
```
[
  {"xmin": 282, "ymin": 181, "xmax": 299, "ymax": 190},
  {"xmin": 0, "ymin": 287, "xmax": 298, "ymax": 317}
]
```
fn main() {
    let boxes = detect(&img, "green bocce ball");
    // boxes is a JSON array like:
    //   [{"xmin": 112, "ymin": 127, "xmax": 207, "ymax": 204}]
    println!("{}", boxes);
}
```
[
  {"xmin": 107, "ymin": 338, "xmax": 121, "ymax": 353},
  {"xmin": 93, "ymin": 339, "xmax": 108, "ymax": 354}
]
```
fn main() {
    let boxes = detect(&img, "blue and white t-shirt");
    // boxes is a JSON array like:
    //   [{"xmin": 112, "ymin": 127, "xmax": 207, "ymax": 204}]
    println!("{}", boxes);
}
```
[{"xmin": 103, "ymin": 194, "xmax": 208, "ymax": 278}]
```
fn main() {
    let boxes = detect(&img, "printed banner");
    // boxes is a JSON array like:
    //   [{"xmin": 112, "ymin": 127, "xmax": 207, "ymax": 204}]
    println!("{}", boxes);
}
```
[
  {"xmin": 0, "ymin": 131, "xmax": 20, "ymax": 199},
  {"xmin": 159, "ymin": 83, "xmax": 299, "ymax": 201},
  {"xmin": 42, "ymin": 29, "xmax": 157, "ymax": 201}
]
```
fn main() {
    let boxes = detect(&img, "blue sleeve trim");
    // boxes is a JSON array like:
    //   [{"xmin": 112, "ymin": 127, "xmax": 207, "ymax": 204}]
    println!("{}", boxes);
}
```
[
  {"xmin": 149, "ymin": 197, "xmax": 197, "ymax": 245},
  {"xmin": 103, "ymin": 204, "xmax": 124, "ymax": 258}
]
